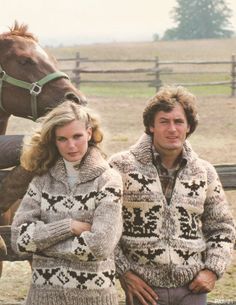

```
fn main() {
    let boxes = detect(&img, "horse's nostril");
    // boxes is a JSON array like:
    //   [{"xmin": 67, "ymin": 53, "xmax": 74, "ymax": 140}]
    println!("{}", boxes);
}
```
[{"xmin": 64, "ymin": 92, "xmax": 87, "ymax": 105}]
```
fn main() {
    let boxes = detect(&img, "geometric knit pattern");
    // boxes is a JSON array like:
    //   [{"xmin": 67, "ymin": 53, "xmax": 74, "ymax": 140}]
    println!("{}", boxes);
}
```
[
  {"xmin": 109, "ymin": 133, "xmax": 235, "ymax": 288},
  {"xmin": 32, "ymin": 267, "xmax": 115, "ymax": 289},
  {"xmin": 11, "ymin": 146, "xmax": 123, "ymax": 305}
]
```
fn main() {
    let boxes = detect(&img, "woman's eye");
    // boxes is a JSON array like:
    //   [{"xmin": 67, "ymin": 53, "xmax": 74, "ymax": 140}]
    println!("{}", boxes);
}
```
[
  {"xmin": 74, "ymin": 134, "xmax": 82, "ymax": 140},
  {"xmin": 57, "ymin": 137, "xmax": 67, "ymax": 142}
]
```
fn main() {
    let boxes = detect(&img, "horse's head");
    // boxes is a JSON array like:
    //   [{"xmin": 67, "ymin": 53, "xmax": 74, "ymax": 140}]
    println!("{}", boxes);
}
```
[{"xmin": 0, "ymin": 22, "xmax": 87, "ymax": 121}]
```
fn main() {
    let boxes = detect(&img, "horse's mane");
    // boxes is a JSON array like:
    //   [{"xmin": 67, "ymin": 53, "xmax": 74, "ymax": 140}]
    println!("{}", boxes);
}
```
[{"xmin": 0, "ymin": 21, "xmax": 38, "ymax": 42}]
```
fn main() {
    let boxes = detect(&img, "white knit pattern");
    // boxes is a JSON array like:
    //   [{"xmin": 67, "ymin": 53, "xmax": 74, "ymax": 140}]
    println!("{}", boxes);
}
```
[
  {"xmin": 109, "ymin": 134, "xmax": 235, "ymax": 288},
  {"xmin": 11, "ymin": 146, "xmax": 123, "ymax": 305}
]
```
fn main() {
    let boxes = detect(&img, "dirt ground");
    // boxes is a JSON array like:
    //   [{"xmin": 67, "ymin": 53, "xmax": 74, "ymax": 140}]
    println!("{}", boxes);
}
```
[{"xmin": 0, "ymin": 94, "xmax": 235, "ymax": 303}]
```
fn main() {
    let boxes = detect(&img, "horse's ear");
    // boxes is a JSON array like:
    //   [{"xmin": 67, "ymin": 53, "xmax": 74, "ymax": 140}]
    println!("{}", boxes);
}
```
[{"xmin": 9, "ymin": 21, "xmax": 37, "ymax": 41}]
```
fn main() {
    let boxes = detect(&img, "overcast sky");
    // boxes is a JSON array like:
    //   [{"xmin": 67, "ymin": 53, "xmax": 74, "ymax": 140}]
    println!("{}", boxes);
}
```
[{"xmin": 0, "ymin": 0, "xmax": 236, "ymax": 45}]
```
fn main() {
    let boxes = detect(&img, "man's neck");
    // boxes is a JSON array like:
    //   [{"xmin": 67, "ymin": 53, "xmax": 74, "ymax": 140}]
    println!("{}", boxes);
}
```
[{"xmin": 154, "ymin": 146, "xmax": 183, "ymax": 169}]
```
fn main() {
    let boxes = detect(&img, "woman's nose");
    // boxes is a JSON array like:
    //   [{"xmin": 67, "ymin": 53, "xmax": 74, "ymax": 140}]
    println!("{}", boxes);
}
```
[{"xmin": 67, "ymin": 139, "xmax": 76, "ymax": 148}]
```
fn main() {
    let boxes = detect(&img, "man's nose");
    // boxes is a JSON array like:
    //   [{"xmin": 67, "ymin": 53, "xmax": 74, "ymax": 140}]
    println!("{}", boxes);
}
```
[{"xmin": 168, "ymin": 122, "xmax": 177, "ymax": 131}]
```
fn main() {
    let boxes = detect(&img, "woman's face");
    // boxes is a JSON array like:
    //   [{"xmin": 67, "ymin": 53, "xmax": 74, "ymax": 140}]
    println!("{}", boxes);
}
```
[{"xmin": 55, "ymin": 120, "xmax": 92, "ymax": 162}]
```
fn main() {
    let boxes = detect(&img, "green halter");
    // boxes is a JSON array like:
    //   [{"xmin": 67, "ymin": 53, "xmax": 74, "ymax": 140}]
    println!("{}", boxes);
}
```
[{"xmin": 0, "ymin": 64, "xmax": 69, "ymax": 121}]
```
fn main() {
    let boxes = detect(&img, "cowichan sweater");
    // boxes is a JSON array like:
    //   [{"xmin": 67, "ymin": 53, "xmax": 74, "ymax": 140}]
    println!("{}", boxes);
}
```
[
  {"xmin": 11, "ymin": 146, "xmax": 123, "ymax": 305},
  {"xmin": 109, "ymin": 133, "xmax": 235, "ymax": 288}
]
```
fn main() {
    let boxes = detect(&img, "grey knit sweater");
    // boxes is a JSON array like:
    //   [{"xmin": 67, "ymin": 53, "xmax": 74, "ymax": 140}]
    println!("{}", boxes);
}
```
[
  {"xmin": 11, "ymin": 146, "xmax": 123, "ymax": 305},
  {"xmin": 109, "ymin": 133, "xmax": 235, "ymax": 288}
]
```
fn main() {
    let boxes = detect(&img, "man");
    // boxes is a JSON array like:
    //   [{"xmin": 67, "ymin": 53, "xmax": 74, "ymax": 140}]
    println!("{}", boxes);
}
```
[{"xmin": 109, "ymin": 86, "xmax": 235, "ymax": 305}]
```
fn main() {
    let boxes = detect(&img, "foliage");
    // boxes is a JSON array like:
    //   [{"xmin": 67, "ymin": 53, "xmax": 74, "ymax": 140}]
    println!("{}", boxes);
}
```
[
  {"xmin": 162, "ymin": 0, "xmax": 234, "ymax": 40},
  {"xmin": 153, "ymin": 33, "xmax": 160, "ymax": 41}
]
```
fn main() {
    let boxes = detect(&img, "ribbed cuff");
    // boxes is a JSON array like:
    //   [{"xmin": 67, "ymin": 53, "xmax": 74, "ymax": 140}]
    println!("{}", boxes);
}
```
[
  {"xmin": 34, "ymin": 218, "xmax": 73, "ymax": 249},
  {"xmin": 115, "ymin": 258, "xmax": 131, "ymax": 276},
  {"xmin": 45, "ymin": 218, "xmax": 72, "ymax": 239},
  {"xmin": 204, "ymin": 254, "xmax": 227, "ymax": 278}
]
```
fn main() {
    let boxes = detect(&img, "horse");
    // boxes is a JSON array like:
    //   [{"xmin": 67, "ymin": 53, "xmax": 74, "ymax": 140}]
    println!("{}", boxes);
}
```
[
  {"xmin": 0, "ymin": 21, "xmax": 87, "ymax": 135},
  {"xmin": 0, "ymin": 22, "xmax": 87, "ymax": 275}
]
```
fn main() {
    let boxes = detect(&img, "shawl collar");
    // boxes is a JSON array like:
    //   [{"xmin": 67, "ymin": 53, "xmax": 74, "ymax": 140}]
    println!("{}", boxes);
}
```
[
  {"xmin": 49, "ymin": 146, "xmax": 109, "ymax": 184},
  {"xmin": 130, "ymin": 133, "xmax": 153, "ymax": 165},
  {"xmin": 130, "ymin": 133, "xmax": 198, "ymax": 165}
]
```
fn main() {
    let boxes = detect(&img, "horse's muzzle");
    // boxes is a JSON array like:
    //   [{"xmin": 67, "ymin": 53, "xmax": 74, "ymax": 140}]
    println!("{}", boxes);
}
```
[{"xmin": 64, "ymin": 92, "xmax": 87, "ymax": 106}]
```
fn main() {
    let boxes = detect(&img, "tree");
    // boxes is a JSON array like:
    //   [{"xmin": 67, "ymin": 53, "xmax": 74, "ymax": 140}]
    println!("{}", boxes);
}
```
[
  {"xmin": 153, "ymin": 33, "xmax": 160, "ymax": 41},
  {"xmin": 163, "ymin": 0, "xmax": 234, "ymax": 40}
]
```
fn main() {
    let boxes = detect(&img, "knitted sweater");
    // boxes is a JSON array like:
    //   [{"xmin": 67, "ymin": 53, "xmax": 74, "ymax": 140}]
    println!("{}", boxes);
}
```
[
  {"xmin": 11, "ymin": 146, "xmax": 123, "ymax": 305},
  {"xmin": 109, "ymin": 133, "xmax": 235, "ymax": 288}
]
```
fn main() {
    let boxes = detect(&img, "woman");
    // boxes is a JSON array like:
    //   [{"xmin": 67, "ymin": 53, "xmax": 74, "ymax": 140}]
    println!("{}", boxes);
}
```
[{"xmin": 11, "ymin": 100, "xmax": 123, "ymax": 305}]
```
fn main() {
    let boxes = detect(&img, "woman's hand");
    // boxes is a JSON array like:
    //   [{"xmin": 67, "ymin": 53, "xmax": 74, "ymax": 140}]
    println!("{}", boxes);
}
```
[{"xmin": 70, "ymin": 220, "xmax": 91, "ymax": 236}]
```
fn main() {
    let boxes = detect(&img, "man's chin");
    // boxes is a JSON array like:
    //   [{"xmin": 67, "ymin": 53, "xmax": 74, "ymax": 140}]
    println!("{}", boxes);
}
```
[{"xmin": 165, "ymin": 144, "xmax": 183, "ymax": 151}]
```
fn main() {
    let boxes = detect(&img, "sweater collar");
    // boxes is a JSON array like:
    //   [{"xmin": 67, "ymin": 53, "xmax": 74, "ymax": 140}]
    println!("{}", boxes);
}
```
[
  {"xmin": 130, "ymin": 133, "xmax": 198, "ymax": 165},
  {"xmin": 50, "ymin": 146, "xmax": 109, "ymax": 184}
]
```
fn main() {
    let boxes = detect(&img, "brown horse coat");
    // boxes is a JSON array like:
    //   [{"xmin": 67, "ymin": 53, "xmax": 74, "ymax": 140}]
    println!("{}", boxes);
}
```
[{"xmin": 0, "ymin": 135, "xmax": 24, "ymax": 169}]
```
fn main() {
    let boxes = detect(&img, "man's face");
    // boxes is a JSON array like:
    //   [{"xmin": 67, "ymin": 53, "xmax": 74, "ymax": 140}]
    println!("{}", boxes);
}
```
[{"xmin": 149, "ymin": 103, "xmax": 190, "ymax": 156}]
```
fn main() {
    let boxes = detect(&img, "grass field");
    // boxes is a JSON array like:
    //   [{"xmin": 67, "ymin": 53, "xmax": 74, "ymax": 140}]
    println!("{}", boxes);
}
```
[
  {"xmin": 0, "ymin": 38, "xmax": 236, "ymax": 304},
  {"xmin": 49, "ymin": 37, "xmax": 236, "ymax": 99}
]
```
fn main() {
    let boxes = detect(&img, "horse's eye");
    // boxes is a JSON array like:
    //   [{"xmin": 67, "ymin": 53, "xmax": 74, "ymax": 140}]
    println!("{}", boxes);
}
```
[{"xmin": 18, "ymin": 57, "xmax": 35, "ymax": 65}]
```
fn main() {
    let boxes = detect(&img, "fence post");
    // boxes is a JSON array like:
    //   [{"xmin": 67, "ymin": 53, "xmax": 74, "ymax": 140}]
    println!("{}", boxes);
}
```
[
  {"xmin": 231, "ymin": 54, "xmax": 236, "ymax": 97},
  {"xmin": 154, "ymin": 56, "xmax": 161, "ymax": 92},
  {"xmin": 74, "ymin": 52, "xmax": 81, "ymax": 88}
]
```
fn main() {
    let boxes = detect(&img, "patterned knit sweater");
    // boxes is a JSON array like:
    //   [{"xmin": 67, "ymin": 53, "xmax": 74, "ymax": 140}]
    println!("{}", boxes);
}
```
[
  {"xmin": 109, "ymin": 133, "xmax": 235, "ymax": 288},
  {"xmin": 11, "ymin": 146, "xmax": 123, "ymax": 305}
]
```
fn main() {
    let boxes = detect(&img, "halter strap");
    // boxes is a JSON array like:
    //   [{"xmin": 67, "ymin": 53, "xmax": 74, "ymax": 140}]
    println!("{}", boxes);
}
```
[{"xmin": 0, "ymin": 64, "xmax": 69, "ymax": 121}]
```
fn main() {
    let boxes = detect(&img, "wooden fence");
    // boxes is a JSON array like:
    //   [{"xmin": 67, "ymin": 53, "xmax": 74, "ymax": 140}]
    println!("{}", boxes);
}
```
[{"xmin": 57, "ymin": 52, "xmax": 236, "ymax": 96}]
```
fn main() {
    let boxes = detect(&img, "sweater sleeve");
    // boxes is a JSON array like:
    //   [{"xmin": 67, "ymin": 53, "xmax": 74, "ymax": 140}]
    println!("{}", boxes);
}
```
[
  {"xmin": 71, "ymin": 169, "xmax": 123, "ymax": 260},
  {"xmin": 114, "ymin": 243, "xmax": 132, "ymax": 275},
  {"xmin": 109, "ymin": 154, "xmax": 133, "ymax": 275},
  {"xmin": 41, "ymin": 168, "xmax": 123, "ymax": 262},
  {"xmin": 11, "ymin": 176, "xmax": 73, "ymax": 256},
  {"xmin": 201, "ymin": 164, "xmax": 235, "ymax": 278}
]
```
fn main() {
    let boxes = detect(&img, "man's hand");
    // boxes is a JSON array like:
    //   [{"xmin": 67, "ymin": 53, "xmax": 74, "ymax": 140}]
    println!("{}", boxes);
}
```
[
  {"xmin": 70, "ymin": 220, "xmax": 91, "ymax": 236},
  {"xmin": 119, "ymin": 271, "xmax": 158, "ymax": 305},
  {"xmin": 189, "ymin": 269, "xmax": 217, "ymax": 293}
]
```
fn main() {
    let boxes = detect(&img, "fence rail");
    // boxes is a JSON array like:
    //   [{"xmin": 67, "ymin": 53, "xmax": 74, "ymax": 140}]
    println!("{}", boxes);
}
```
[{"xmin": 57, "ymin": 53, "xmax": 236, "ymax": 96}]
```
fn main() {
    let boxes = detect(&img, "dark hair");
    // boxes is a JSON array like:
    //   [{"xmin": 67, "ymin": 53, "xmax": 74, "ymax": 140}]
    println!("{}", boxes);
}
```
[{"xmin": 143, "ymin": 86, "xmax": 198, "ymax": 137}]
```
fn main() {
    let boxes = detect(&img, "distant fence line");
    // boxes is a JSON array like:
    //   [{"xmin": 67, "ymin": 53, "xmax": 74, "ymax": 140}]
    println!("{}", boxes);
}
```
[{"xmin": 57, "ymin": 52, "xmax": 236, "ymax": 96}]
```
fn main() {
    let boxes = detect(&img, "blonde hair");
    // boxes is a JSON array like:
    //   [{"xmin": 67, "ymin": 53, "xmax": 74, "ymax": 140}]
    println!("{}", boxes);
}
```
[
  {"xmin": 143, "ymin": 86, "xmax": 198, "ymax": 138},
  {"xmin": 20, "ymin": 100, "xmax": 103, "ymax": 175}
]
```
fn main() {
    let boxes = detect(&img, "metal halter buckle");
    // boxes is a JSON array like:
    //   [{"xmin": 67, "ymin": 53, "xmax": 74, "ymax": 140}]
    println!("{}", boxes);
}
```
[
  {"xmin": 0, "ymin": 70, "xmax": 6, "ymax": 80},
  {"xmin": 30, "ymin": 82, "xmax": 42, "ymax": 95}
]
